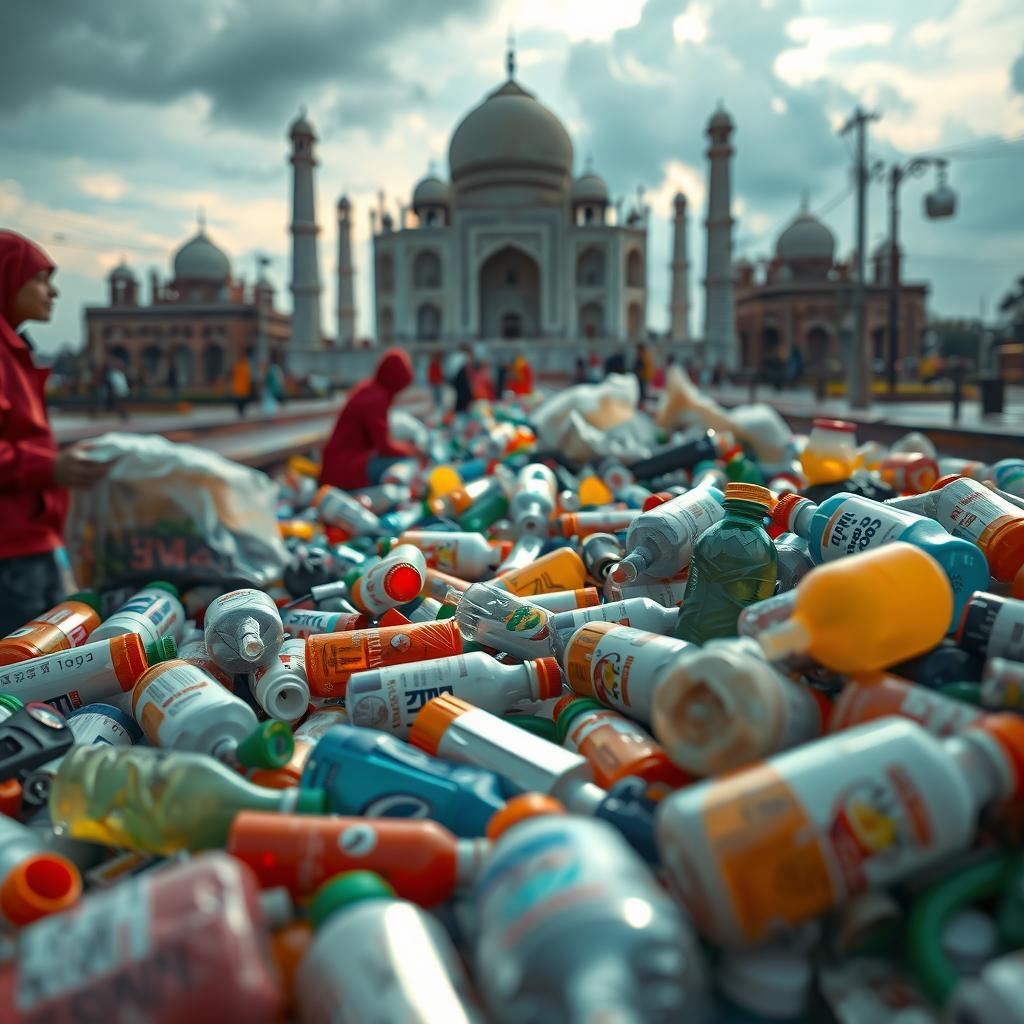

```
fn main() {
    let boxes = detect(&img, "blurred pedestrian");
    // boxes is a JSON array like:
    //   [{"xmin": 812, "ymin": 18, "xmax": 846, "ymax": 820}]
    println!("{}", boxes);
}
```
[
  {"xmin": 574, "ymin": 356, "xmax": 586, "ymax": 384},
  {"xmin": 450, "ymin": 344, "xmax": 475, "ymax": 414},
  {"xmin": 507, "ymin": 355, "xmax": 533, "ymax": 396},
  {"xmin": 427, "ymin": 353, "xmax": 445, "ymax": 408},
  {"xmin": 0, "ymin": 231, "xmax": 116, "ymax": 633},
  {"xmin": 634, "ymin": 342, "xmax": 653, "ymax": 401},
  {"xmin": 104, "ymin": 361, "xmax": 130, "ymax": 420},
  {"xmin": 231, "ymin": 353, "xmax": 252, "ymax": 416}
]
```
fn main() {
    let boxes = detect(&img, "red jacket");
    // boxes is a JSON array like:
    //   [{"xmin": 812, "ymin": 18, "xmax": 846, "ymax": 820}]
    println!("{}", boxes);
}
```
[
  {"xmin": 319, "ymin": 348, "xmax": 415, "ymax": 490},
  {"xmin": 0, "ymin": 233, "xmax": 67, "ymax": 560}
]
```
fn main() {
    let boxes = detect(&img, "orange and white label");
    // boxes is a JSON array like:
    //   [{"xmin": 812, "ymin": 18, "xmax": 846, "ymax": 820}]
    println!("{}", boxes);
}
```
[
  {"xmin": 132, "ymin": 662, "xmax": 229, "ymax": 747},
  {"xmin": 938, "ymin": 480, "xmax": 1019, "ymax": 548}
]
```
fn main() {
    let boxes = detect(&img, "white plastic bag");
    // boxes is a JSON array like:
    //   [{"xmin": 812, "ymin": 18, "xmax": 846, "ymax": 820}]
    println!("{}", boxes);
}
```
[{"xmin": 66, "ymin": 433, "xmax": 288, "ymax": 591}]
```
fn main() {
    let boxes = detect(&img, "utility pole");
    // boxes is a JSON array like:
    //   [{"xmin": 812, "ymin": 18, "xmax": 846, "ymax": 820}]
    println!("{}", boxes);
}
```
[{"xmin": 839, "ymin": 106, "xmax": 879, "ymax": 410}]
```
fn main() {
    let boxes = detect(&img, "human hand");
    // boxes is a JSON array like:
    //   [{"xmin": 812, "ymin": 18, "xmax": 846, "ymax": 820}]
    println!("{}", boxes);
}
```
[{"xmin": 53, "ymin": 443, "xmax": 119, "ymax": 488}]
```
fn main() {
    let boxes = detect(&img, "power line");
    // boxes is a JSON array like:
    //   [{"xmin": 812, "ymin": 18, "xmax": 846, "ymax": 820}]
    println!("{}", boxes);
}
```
[{"xmin": 911, "ymin": 131, "xmax": 1024, "ymax": 162}]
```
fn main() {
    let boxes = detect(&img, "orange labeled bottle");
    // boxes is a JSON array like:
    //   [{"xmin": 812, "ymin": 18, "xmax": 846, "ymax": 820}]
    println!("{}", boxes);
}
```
[
  {"xmin": 879, "ymin": 451, "xmax": 939, "ymax": 494},
  {"xmin": 492, "ymin": 548, "xmax": 587, "ymax": 596},
  {"xmin": 0, "ymin": 596, "xmax": 101, "ymax": 666},
  {"xmin": 554, "ymin": 696, "xmax": 692, "ymax": 796},
  {"xmin": 304, "ymin": 619, "xmax": 462, "ymax": 698},
  {"xmin": 559, "ymin": 508, "xmax": 642, "ymax": 539},
  {"xmin": 657, "ymin": 713, "xmax": 1024, "ymax": 948}
]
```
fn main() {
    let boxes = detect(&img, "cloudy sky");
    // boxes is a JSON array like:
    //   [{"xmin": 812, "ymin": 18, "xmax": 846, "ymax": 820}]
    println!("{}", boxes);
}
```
[{"xmin": 2, "ymin": 0, "xmax": 1022, "ymax": 353}]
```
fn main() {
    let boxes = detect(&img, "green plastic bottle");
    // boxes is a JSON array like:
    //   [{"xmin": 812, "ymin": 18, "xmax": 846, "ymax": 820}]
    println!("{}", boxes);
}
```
[
  {"xmin": 49, "ymin": 745, "xmax": 325, "ymax": 855},
  {"xmin": 674, "ymin": 483, "xmax": 778, "ymax": 644}
]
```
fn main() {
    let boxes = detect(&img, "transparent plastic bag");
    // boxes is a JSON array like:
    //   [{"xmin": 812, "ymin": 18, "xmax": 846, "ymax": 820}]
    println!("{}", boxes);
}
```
[{"xmin": 65, "ymin": 433, "xmax": 288, "ymax": 591}]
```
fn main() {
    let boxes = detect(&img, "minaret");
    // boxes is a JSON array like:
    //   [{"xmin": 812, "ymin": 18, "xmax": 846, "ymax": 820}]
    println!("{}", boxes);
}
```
[
  {"xmin": 669, "ymin": 192, "xmax": 690, "ymax": 344},
  {"xmin": 288, "ymin": 108, "xmax": 322, "ymax": 374},
  {"xmin": 336, "ymin": 195, "xmax": 356, "ymax": 348},
  {"xmin": 702, "ymin": 104, "xmax": 737, "ymax": 369}
]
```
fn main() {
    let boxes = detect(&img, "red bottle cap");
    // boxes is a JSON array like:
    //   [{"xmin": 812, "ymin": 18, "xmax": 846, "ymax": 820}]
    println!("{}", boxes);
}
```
[
  {"xmin": 383, "ymin": 564, "xmax": 424, "ymax": 603},
  {"xmin": 812, "ymin": 418, "xmax": 857, "ymax": 432},
  {"xmin": 0, "ymin": 853, "xmax": 82, "ymax": 926},
  {"xmin": 642, "ymin": 492, "xmax": 673, "ymax": 512}
]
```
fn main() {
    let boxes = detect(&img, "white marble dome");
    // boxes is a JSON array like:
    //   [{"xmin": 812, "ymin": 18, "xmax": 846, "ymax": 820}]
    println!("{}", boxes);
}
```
[
  {"xmin": 572, "ymin": 171, "xmax": 609, "ymax": 204},
  {"xmin": 776, "ymin": 211, "xmax": 835, "ymax": 264},
  {"xmin": 173, "ymin": 231, "xmax": 231, "ymax": 282},
  {"xmin": 412, "ymin": 175, "xmax": 451, "ymax": 210}
]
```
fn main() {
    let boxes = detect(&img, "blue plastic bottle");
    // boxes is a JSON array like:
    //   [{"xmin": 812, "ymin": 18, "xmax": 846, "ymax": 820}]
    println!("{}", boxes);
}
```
[
  {"xmin": 300, "ymin": 724, "xmax": 510, "ymax": 838},
  {"xmin": 776, "ymin": 491, "xmax": 989, "ymax": 630}
]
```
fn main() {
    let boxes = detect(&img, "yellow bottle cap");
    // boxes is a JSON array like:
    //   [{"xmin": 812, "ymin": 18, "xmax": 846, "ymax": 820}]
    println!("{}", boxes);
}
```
[{"xmin": 579, "ymin": 476, "xmax": 614, "ymax": 507}]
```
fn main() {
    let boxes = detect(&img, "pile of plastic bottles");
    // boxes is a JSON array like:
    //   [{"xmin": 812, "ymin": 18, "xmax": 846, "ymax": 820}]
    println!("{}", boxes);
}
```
[{"xmin": 2, "ymin": 398, "xmax": 1024, "ymax": 1024}]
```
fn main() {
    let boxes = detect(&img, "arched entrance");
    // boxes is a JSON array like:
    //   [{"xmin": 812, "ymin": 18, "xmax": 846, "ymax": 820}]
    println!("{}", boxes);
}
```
[
  {"xmin": 416, "ymin": 303, "xmax": 441, "ymax": 341},
  {"xmin": 626, "ymin": 302, "xmax": 643, "ymax": 341},
  {"xmin": 579, "ymin": 301, "xmax": 604, "ymax": 339},
  {"xmin": 478, "ymin": 246, "xmax": 540, "ymax": 339},
  {"xmin": 806, "ymin": 326, "xmax": 832, "ymax": 375}
]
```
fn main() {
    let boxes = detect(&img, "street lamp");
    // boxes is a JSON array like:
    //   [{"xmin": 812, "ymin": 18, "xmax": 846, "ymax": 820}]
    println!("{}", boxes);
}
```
[{"xmin": 887, "ymin": 158, "xmax": 956, "ymax": 392}]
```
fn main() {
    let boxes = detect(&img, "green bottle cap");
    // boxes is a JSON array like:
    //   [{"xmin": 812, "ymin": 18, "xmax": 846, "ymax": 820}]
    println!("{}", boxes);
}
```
[
  {"xmin": 505, "ymin": 713, "xmax": 559, "ymax": 743},
  {"xmin": 67, "ymin": 591, "xmax": 102, "ymax": 613},
  {"xmin": 0, "ymin": 694, "xmax": 24, "ymax": 714},
  {"xmin": 144, "ymin": 636, "xmax": 178, "ymax": 664},
  {"xmin": 554, "ymin": 697, "xmax": 606, "ymax": 744},
  {"xmin": 293, "ymin": 787, "xmax": 328, "ymax": 815},
  {"xmin": 459, "ymin": 491, "xmax": 509, "ymax": 533},
  {"xmin": 462, "ymin": 640, "xmax": 483, "ymax": 654},
  {"xmin": 310, "ymin": 871, "xmax": 395, "ymax": 930},
  {"xmin": 236, "ymin": 721, "xmax": 295, "ymax": 769},
  {"xmin": 435, "ymin": 602, "xmax": 457, "ymax": 621},
  {"xmin": 146, "ymin": 581, "xmax": 180, "ymax": 598},
  {"xmin": 937, "ymin": 682, "xmax": 983, "ymax": 707},
  {"xmin": 377, "ymin": 538, "xmax": 396, "ymax": 557}
]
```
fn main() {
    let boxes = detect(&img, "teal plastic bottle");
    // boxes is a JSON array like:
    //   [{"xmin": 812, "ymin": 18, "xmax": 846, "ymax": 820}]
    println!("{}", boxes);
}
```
[
  {"xmin": 674, "ymin": 484, "xmax": 778, "ymax": 644},
  {"xmin": 772, "ymin": 491, "xmax": 989, "ymax": 631}
]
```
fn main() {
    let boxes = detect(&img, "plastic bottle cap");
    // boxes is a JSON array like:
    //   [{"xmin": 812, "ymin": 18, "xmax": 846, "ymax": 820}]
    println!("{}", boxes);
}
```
[
  {"xmin": 941, "ymin": 908, "xmax": 998, "ymax": 975},
  {"xmin": 530, "ymin": 657, "xmax": 565, "ymax": 700},
  {"xmin": 717, "ymin": 947, "xmax": 812, "ymax": 1018},
  {"xmin": 978, "ymin": 713, "xmax": 1024, "ymax": 797},
  {"xmin": 555, "ymin": 696, "xmax": 608, "ymax": 744},
  {"xmin": 758, "ymin": 617, "xmax": 812, "ymax": 662},
  {"xmin": 0, "ymin": 777, "xmax": 23, "ymax": 818},
  {"xmin": 384, "ymin": 563, "xmax": 423, "ymax": 603},
  {"xmin": 812, "ymin": 418, "xmax": 857, "ymax": 432},
  {"xmin": 236, "ymin": 721, "xmax": 295, "ymax": 770},
  {"xmin": 408, "ymin": 694, "xmax": 473, "ymax": 755},
  {"xmin": 486, "ymin": 794, "xmax": 565, "ymax": 841},
  {"xmin": 240, "ymin": 631, "xmax": 265, "ymax": 660},
  {"xmin": 642, "ymin": 492, "xmax": 672, "ymax": 511},
  {"xmin": 144, "ymin": 636, "xmax": 178, "ymax": 664},
  {"xmin": 147, "ymin": 581, "xmax": 181, "ymax": 598},
  {"xmin": 929, "ymin": 474, "xmax": 962, "ymax": 492},
  {"xmin": 723, "ymin": 483, "xmax": 773, "ymax": 507},
  {"xmin": 0, "ymin": 853, "xmax": 82, "ymax": 926},
  {"xmin": 771, "ymin": 492, "xmax": 807, "ymax": 534},
  {"xmin": 66, "ymin": 591, "xmax": 102, "ymax": 613},
  {"xmin": 0, "ymin": 694, "xmax": 24, "ymax": 714},
  {"xmin": 309, "ymin": 871, "xmax": 395, "ymax": 930}
]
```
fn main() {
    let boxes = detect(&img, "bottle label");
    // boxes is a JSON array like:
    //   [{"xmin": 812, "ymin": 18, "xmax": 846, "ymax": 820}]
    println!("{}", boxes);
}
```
[
  {"xmin": 133, "ymin": 664, "xmax": 229, "ymax": 744},
  {"xmin": 834, "ymin": 679, "xmax": 981, "ymax": 737},
  {"xmin": 16, "ymin": 879, "xmax": 151, "ymax": 1010},
  {"xmin": 348, "ymin": 660, "xmax": 459, "ymax": 733},
  {"xmin": 114, "ymin": 592, "xmax": 177, "ymax": 630},
  {"xmin": 960, "ymin": 595, "xmax": 1024, "ymax": 661},
  {"xmin": 282, "ymin": 609, "xmax": 362, "ymax": 639},
  {"xmin": 937, "ymin": 482, "xmax": 1017, "ymax": 547},
  {"xmin": 820, "ymin": 498, "xmax": 909, "ymax": 559},
  {"xmin": 564, "ymin": 707, "xmax": 645, "ymax": 753}
]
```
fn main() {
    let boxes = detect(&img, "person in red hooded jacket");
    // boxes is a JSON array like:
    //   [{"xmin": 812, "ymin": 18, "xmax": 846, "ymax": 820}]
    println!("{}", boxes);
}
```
[
  {"xmin": 319, "ymin": 347, "xmax": 417, "ymax": 490},
  {"xmin": 0, "ymin": 231, "xmax": 114, "ymax": 633}
]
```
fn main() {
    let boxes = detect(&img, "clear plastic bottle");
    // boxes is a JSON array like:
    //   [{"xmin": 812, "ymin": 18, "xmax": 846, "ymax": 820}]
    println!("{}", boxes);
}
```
[
  {"xmin": 89, "ymin": 581, "xmax": 185, "ymax": 647},
  {"xmin": 774, "ymin": 532, "xmax": 816, "ymax": 591},
  {"xmin": 346, "ymin": 652, "xmax": 563, "ymax": 737},
  {"xmin": 313, "ymin": 483, "xmax": 383, "ymax": 535},
  {"xmin": 250, "ymin": 638, "xmax": 310, "ymax": 723},
  {"xmin": 204, "ymin": 588, "xmax": 285, "ymax": 673},
  {"xmin": 509, "ymin": 463, "xmax": 558, "ymax": 536},
  {"xmin": 50, "ymin": 745, "xmax": 324, "ymax": 854},
  {"xmin": 297, "ymin": 871, "xmax": 485, "ymax": 1024},
  {"xmin": 453, "ymin": 582, "xmax": 555, "ymax": 660},
  {"xmin": 674, "ymin": 484, "xmax": 778, "ymax": 645},
  {"xmin": 473, "ymin": 795, "xmax": 709, "ymax": 1023},
  {"xmin": 611, "ymin": 485, "xmax": 725, "ymax": 583},
  {"xmin": 656, "ymin": 714, "xmax": 1024, "ymax": 947},
  {"xmin": 799, "ymin": 418, "xmax": 858, "ymax": 485}
]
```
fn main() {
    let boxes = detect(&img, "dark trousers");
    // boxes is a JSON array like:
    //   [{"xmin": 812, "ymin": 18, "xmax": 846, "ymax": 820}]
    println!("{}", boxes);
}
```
[{"xmin": 0, "ymin": 551, "xmax": 64, "ymax": 637}]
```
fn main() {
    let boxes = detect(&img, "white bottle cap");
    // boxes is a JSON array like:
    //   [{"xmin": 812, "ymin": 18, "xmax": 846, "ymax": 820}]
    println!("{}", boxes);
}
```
[
  {"xmin": 941, "ymin": 908, "xmax": 998, "ymax": 977},
  {"xmin": 257, "ymin": 673, "xmax": 309, "ymax": 724},
  {"xmin": 717, "ymin": 946, "xmax": 812, "ymax": 1020},
  {"xmin": 236, "ymin": 617, "xmax": 265, "ymax": 661}
]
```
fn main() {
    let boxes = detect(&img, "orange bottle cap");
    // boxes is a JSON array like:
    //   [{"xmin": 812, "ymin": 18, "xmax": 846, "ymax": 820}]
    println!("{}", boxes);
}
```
[
  {"xmin": 929, "ymin": 474, "xmax": 963, "ymax": 491},
  {"xmin": 576, "ymin": 587, "xmax": 601, "ymax": 608},
  {"xmin": 771, "ymin": 492, "xmax": 807, "ymax": 534},
  {"xmin": 979, "ymin": 713, "xmax": 1024, "ymax": 798},
  {"xmin": 551, "ymin": 693, "xmax": 579, "ymax": 719},
  {"xmin": 0, "ymin": 853, "xmax": 82, "ymax": 926},
  {"xmin": 724, "ymin": 483, "xmax": 773, "ymax": 507},
  {"xmin": 487, "ymin": 794, "xmax": 566, "ymax": 842},
  {"xmin": 0, "ymin": 778, "xmax": 22, "ymax": 819},
  {"xmin": 560, "ymin": 514, "xmax": 579, "ymax": 539},
  {"xmin": 408, "ymin": 694, "xmax": 474, "ymax": 755},
  {"xmin": 311, "ymin": 485, "xmax": 332, "ymax": 508},
  {"xmin": 532, "ymin": 658, "xmax": 565, "ymax": 700}
]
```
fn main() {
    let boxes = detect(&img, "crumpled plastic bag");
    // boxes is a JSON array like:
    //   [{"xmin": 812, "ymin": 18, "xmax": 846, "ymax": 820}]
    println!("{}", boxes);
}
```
[{"xmin": 66, "ymin": 433, "xmax": 288, "ymax": 592}]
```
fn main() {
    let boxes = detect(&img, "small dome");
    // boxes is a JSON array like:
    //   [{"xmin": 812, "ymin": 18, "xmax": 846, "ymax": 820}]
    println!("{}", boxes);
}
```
[
  {"xmin": 572, "ymin": 172, "xmax": 609, "ymax": 204},
  {"xmin": 449, "ymin": 79, "xmax": 573, "ymax": 191},
  {"xmin": 673, "ymin": 191, "xmax": 688, "ymax": 208},
  {"xmin": 173, "ymin": 230, "xmax": 231, "ymax": 283},
  {"xmin": 109, "ymin": 261, "xmax": 136, "ymax": 282},
  {"xmin": 289, "ymin": 109, "xmax": 315, "ymax": 138},
  {"xmin": 708, "ymin": 105, "xmax": 734, "ymax": 131},
  {"xmin": 776, "ymin": 210, "xmax": 835, "ymax": 264},
  {"xmin": 337, "ymin": 194, "xmax": 351, "ymax": 210},
  {"xmin": 412, "ymin": 175, "xmax": 451, "ymax": 210}
]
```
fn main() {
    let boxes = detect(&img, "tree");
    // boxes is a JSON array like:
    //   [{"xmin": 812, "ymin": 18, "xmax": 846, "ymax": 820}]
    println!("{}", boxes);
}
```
[
  {"xmin": 998, "ymin": 275, "xmax": 1024, "ymax": 343},
  {"xmin": 929, "ymin": 318, "xmax": 984, "ymax": 365}
]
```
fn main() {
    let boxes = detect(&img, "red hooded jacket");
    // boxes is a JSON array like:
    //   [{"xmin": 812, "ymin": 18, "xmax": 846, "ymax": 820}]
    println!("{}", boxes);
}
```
[
  {"xmin": 0, "ymin": 232, "xmax": 67, "ymax": 559},
  {"xmin": 319, "ymin": 348, "xmax": 415, "ymax": 490}
]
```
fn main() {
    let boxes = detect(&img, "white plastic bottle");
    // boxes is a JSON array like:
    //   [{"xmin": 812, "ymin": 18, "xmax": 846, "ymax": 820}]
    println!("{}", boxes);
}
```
[
  {"xmin": 177, "ymin": 636, "xmax": 234, "ymax": 688},
  {"xmin": 90, "ymin": 582, "xmax": 185, "ymax": 647},
  {"xmin": 346, "ymin": 652, "xmax": 563, "ymax": 737},
  {"xmin": 611, "ymin": 486, "xmax": 725, "ymax": 583},
  {"xmin": 313, "ymin": 484, "xmax": 383, "ymax": 536},
  {"xmin": 204, "ymin": 589, "xmax": 284, "ymax": 674},
  {"xmin": 656, "ymin": 714, "xmax": 1024, "ymax": 948},
  {"xmin": 548, "ymin": 597, "xmax": 679, "ymax": 660},
  {"xmin": 250, "ymin": 639, "xmax": 310, "ymax": 724},
  {"xmin": 398, "ymin": 530, "xmax": 509, "ymax": 580},
  {"xmin": 281, "ymin": 608, "xmax": 368, "ymax": 639},
  {"xmin": 347, "ymin": 544, "xmax": 427, "ymax": 617},
  {"xmin": 508, "ymin": 463, "xmax": 558, "ymax": 537}
]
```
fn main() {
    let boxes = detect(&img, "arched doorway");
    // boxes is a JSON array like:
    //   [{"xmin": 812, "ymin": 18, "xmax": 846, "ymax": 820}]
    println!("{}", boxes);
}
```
[
  {"xmin": 576, "ymin": 248, "xmax": 605, "ymax": 287},
  {"xmin": 579, "ymin": 302, "xmax": 604, "ymax": 339},
  {"xmin": 626, "ymin": 302, "xmax": 643, "ymax": 341},
  {"xmin": 379, "ymin": 307, "xmax": 395, "ymax": 344},
  {"xmin": 412, "ymin": 251, "xmax": 441, "ymax": 289},
  {"xmin": 171, "ymin": 345, "xmax": 194, "ymax": 387},
  {"xmin": 142, "ymin": 345, "xmax": 163, "ymax": 383},
  {"xmin": 806, "ymin": 326, "xmax": 832, "ymax": 374},
  {"xmin": 416, "ymin": 304, "xmax": 441, "ymax": 341},
  {"xmin": 204, "ymin": 344, "xmax": 225, "ymax": 384},
  {"xmin": 626, "ymin": 249, "xmax": 644, "ymax": 288},
  {"xmin": 478, "ymin": 246, "xmax": 540, "ymax": 339},
  {"xmin": 377, "ymin": 254, "xmax": 394, "ymax": 292}
]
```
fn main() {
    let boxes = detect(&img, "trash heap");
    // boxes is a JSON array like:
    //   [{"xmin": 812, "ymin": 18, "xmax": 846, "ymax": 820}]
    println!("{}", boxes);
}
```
[{"xmin": 2, "ymin": 373, "xmax": 1024, "ymax": 1023}]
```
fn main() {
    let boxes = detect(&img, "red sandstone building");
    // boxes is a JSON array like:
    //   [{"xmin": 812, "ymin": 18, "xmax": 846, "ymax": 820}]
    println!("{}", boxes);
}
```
[
  {"xmin": 734, "ymin": 203, "xmax": 928, "ymax": 378},
  {"xmin": 84, "ymin": 226, "xmax": 291, "ymax": 390}
]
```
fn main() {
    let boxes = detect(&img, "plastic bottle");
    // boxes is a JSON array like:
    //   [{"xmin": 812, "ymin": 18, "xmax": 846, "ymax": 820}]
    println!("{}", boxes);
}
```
[
  {"xmin": 774, "ymin": 490, "xmax": 989, "ymax": 627},
  {"xmin": 626, "ymin": 428, "xmax": 731, "ymax": 480},
  {"xmin": 89, "ymin": 581, "xmax": 185, "ymax": 647},
  {"xmin": 228, "ymin": 811, "xmax": 489, "ymax": 906},
  {"xmin": 458, "ymin": 480, "xmax": 510, "ymax": 533},
  {"xmin": 555, "ymin": 695, "xmax": 692, "ymax": 794},
  {"xmin": 313, "ymin": 483, "xmax": 383, "ymax": 535},
  {"xmin": 993, "ymin": 458, "xmax": 1024, "ymax": 498},
  {"xmin": 563, "ymin": 621, "xmax": 694, "ymax": 725},
  {"xmin": 651, "ymin": 641, "xmax": 830, "ymax": 776},
  {"xmin": 799, "ymin": 418, "xmax": 858, "ymax": 485},
  {"xmin": 829, "ymin": 671, "xmax": 983, "ymax": 736},
  {"xmin": 611, "ymin": 485, "xmax": 725, "ymax": 583},
  {"xmin": 981, "ymin": 657, "xmax": 1024, "ymax": 711},
  {"xmin": 0, "ymin": 813, "xmax": 81, "ymax": 926},
  {"xmin": 297, "ymin": 871, "xmax": 485, "ymax": 1024},
  {"xmin": 491, "ymin": 547, "xmax": 587, "ymax": 595},
  {"xmin": 656, "ymin": 714, "xmax": 1024, "ymax": 947},
  {"xmin": 473, "ymin": 795, "xmax": 709, "ymax": 1023},
  {"xmin": 580, "ymin": 531, "xmax": 625, "ymax": 584},
  {"xmin": 453, "ymin": 582, "xmax": 555, "ymax": 660},
  {"xmin": 304, "ymin": 618, "xmax": 463, "ymax": 698},
  {"xmin": 176, "ymin": 635, "xmax": 234, "ymax": 688},
  {"xmin": 281, "ymin": 607, "xmax": 368, "ymax": 639},
  {"xmin": 204, "ymin": 588, "xmax": 285, "ymax": 673},
  {"xmin": 755, "ymin": 542, "xmax": 953, "ymax": 673},
  {"xmin": 774, "ymin": 532, "xmax": 816, "ymax": 591},
  {"xmin": 880, "ymin": 451, "xmax": 939, "ymax": 494},
  {"xmin": 675, "ymin": 484, "xmax": 778, "ymax": 645},
  {"xmin": 530, "ymin": 587, "xmax": 600, "ymax": 611},
  {"xmin": 300, "ymin": 724, "xmax": 508, "ymax": 838},
  {"xmin": 613, "ymin": 575, "xmax": 690, "ymax": 607},
  {"xmin": 0, "ymin": 595, "xmax": 100, "ymax": 666},
  {"xmin": 558, "ymin": 507, "xmax": 642, "ymax": 539},
  {"xmin": 548, "ymin": 597, "xmax": 680, "ymax": 660},
  {"xmin": 397, "ymin": 530, "xmax": 510, "ymax": 579},
  {"xmin": 947, "ymin": 949, "xmax": 1024, "ymax": 1024},
  {"xmin": 0, "ymin": 853, "xmax": 285, "ymax": 1023},
  {"xmin": 250, "ymin": 638, "xmax": 310, "ymax": 723},
  {"xmin": 132, "ymin": 660, "xmax": 291, "ymax": 768},
  {"xmin": 250, "ymin": 706, "xmax": 348, "ymax": 789},
  {"xmin": 956, "ymin": 592, "xmax": 1024, "ymax": 661},
  {"xmin": 346, "ymin": 652, "xmax": 563, "ymax": 737},
  {"xmin": 891, "ymin": 638, "xmax": 985, "ymax": 688},
  {"xmin": 428, "ymin": 476, "xmax": 493, "ymax": 519},
  {"xmin": 715, "ymin": 946, "xmax": 813, "ymax": 1023},
  {"xmin": 50, "ymin": 745, "xmax": 324, "ymax": 854},
  {"xmin": 509, "ymin": 462, "xmax": 558, "ymax": 536},
  {"xmin": 347, "ymin": 543, "xmax": 427, "ymax": 616},
  {"xmin": 0, "ymin": 632, "xmax": 176, "ymax": 715}
]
